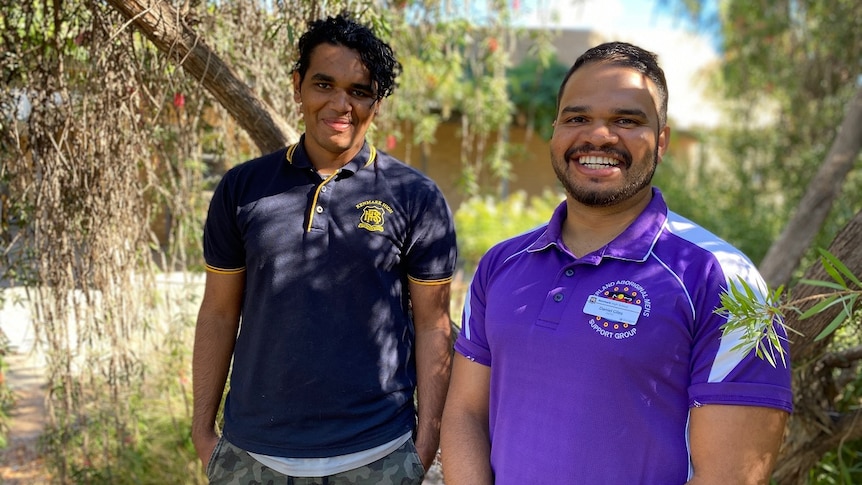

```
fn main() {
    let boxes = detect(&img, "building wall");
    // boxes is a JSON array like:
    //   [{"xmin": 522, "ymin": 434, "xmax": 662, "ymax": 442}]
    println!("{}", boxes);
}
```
[
  {"xmin": 385, "ymin": 121, "xmax": 563, "ymax": 211},
  {"xmin": 385, "ymin": 118, "xmax": 699, "ymax": 212}
]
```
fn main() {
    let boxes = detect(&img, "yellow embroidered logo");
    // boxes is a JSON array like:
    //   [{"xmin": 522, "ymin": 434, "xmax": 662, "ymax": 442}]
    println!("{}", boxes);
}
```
[
  {"xmin": 359, "ymin": 206, "xmax": 385, "ymax": 232},
  {"xmin": 356, "ymin": 200, "xmax": 394, "ymax": 232}
]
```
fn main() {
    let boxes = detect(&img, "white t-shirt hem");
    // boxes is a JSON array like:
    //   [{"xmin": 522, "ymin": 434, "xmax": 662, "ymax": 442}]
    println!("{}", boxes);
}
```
[{"xmin": 247, "ymin": 431, "xmax": 412, "ymax": 477}]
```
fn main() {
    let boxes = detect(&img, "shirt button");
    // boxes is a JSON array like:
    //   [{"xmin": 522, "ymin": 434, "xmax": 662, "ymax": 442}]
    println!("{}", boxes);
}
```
[
  {"xmin": 321, "ymin": 186, "xmax": 327, "ymax": 193},
  {"xmin": 316, "ymin": 206, "xmax": 324, "ymax": 213},
  {"xmin": 553, "ymin": 293, "xmax": 564, "ymax": 302},
  {"xmin": 565, "ymin": 269, "xmax": 574, "ymax": 276}
]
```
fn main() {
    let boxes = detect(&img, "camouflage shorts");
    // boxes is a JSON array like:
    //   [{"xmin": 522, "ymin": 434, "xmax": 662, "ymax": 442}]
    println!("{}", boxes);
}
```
[{"xmin": 206, "ymin": 436, "xmax": 426, "ymax": 485}]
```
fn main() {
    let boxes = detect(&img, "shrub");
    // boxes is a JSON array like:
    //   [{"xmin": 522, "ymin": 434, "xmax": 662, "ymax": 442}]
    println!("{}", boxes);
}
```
[{"xmin": 454, "ymin": 189, "xmax": 563, "ymax": 273}]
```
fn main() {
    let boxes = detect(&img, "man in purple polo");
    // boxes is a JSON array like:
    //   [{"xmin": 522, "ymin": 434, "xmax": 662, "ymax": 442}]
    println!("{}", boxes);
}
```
[{"xmin": 440, "ymin": 42, "xmax": 792, "ymax": 484}]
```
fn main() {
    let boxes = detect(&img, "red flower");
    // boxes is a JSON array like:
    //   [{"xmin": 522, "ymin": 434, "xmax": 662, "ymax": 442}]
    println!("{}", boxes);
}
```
[
  {"xmin": 173, "ymin": 92, "xmax": 185, "ymax": 108},
  {"xmin": 386, "ymin": 134, "xmax": 397, "ymax": 151}
]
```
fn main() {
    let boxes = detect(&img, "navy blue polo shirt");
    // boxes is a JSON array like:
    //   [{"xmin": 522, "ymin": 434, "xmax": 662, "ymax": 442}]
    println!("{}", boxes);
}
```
[{"xmin": 203, "ymin": 137, "xmax": 457, "ymax": 458}]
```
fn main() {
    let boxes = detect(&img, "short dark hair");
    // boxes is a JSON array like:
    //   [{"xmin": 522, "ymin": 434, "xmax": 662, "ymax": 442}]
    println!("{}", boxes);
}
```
[
  {"xmin": 557, "ymin": 42, "xmax": 669, "ymax": 126},
  {"xmin": 293, "ymin": 12, "xmax": 401, "ymax": 100}
]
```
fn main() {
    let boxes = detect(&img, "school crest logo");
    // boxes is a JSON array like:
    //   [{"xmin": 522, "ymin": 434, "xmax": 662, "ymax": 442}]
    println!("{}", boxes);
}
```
[
  {"xmin": 356, "ymin": 199, "xmax": 394, "ymax": 232},
  {"xmin": 583, "ymin": 280, "xmax": 651, "ymax": 340}
]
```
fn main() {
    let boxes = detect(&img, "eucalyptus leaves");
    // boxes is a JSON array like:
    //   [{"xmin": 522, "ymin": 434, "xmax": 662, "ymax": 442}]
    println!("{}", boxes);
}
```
[{"xmin": 717, "ymin": 249, "xmax": 861, "ymax": 368}]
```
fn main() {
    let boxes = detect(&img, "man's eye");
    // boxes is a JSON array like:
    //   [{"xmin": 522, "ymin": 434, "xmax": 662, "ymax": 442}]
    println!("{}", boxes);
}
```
[
  {"xmin": 565, "ymin": 116, "xmax": 587, "ymax": 123},
  {"xmin": 351, "ymin": 90, "xmax": 371, "ymax": 98},
  {"xmin": 315, "ymin": 82, "xmax": 331, "ymax": 89},
  {"xmin": 617, "ymin": 119, "xmax": 639, "ymax": 126}
]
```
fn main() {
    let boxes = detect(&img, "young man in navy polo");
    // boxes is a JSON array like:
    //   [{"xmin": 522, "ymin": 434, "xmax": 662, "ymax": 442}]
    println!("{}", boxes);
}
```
[
  {"xmin": 441, "ymin": 42, "xmax": 792, "ymax": 484},
  {"xmin": 192, "ymin": 13, "xmax": 457, "ymax": 484}
]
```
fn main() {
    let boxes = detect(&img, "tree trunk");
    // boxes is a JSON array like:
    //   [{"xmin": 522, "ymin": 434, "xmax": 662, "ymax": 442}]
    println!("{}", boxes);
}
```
[
  {"xmin": 104, "ymin": 0, "xmax": 299, "ymax": 154},
  {"xmin": 773, "ymin": 208, "xmax": 862, "ymax": 484},
  {"xmin": 759, "ymin": 86, "xmax": 862, "ymax": 288}
]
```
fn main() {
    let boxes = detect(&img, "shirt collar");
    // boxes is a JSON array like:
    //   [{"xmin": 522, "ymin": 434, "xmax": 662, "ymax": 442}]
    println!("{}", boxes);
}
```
[
  {"xmin": 284, "ymin": 134, "xmax": 377, "ymax": 177},
  {"xmin": 527, "ymin": 187, "xmax": 668, "ymax": 262}
]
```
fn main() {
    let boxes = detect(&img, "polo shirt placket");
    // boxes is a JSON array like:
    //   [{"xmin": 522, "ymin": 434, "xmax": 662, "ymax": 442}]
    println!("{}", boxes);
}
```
[{"xmin": 304, "ymin": 171, "xmax": 340, "ymax": 251}]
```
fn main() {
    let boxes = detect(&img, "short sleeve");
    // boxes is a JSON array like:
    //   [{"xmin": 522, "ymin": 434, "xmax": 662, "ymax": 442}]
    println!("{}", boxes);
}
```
[
  {"xmin": 203, "ymin": 171, "xmax": 246, "ymax": 272},
  {"xmin": 454, "ymin": 258, "xmax": 492, "ymax": 367},
  {"xmin": 687, "ymin": 264, "xmax": 793, "ymax": 413},
  {"xmin": 403, "ymin": 180, "xmax": 457, "ymax": 283}
]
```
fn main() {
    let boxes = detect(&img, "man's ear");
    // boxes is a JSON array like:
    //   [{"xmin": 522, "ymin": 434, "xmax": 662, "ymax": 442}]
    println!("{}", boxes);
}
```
[
  {"xmin": 372, "ymin": 99, "xmax": 383, "ymax": 116},
  {"xmin": 657, "ymin": 125, "xmax": 671, "ymax": 162},
  {"xmin": 292, "ymin": 71, "xmax": 301, "ymax": 103}
]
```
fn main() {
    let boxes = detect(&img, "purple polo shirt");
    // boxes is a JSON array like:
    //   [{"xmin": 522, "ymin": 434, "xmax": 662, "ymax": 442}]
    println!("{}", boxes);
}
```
[{"xmin": 455, "ymin": 188, "xmax": 792, "ymax": 484}]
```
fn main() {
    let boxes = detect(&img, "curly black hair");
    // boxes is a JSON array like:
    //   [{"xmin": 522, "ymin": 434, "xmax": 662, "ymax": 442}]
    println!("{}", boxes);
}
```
[{"xmin": 293, "ymin": 12, "xmax": 402, "ymax": 100}]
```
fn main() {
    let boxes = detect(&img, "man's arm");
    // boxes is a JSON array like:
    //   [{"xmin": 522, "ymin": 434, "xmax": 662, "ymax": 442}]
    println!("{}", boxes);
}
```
[
  {"xmin": 440, "ymin": 353, "xmax": 493, "ymax": 485},
  {"xmin": 687, "ymin": 404, "xmax": 788, "ymax": 485},
  {"xmin": 191, "ymin": 271, "xmax": 244, "ymax": 468},
  {"xmin": 409, "ymin": 280, "xmax": 453, "ymax": 470}
]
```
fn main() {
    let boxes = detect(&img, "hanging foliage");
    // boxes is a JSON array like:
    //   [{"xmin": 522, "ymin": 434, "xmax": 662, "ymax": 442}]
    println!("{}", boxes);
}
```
[{"xmin": 0, "ymin": 0, "xmax": 518, "ymax": 480}]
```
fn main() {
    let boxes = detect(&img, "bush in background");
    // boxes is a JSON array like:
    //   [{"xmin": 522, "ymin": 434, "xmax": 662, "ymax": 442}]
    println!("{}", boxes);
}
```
[{"xmin": 454, "ymin": 189, "xmax": 563, "ymax": 273}]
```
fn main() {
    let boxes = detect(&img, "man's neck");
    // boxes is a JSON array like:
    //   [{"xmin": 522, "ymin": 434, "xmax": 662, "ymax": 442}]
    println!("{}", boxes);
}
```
[
  {"xmin": 561, "ymin": 189, "xmax": 653, "ymax": 257},
  {"xmin": 303, "ymin": 139, "xmax": 363, "ymax": 175}
]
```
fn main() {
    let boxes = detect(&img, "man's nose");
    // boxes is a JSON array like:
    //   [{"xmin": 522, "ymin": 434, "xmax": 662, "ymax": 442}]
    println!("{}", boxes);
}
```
[
  {"xmin": 584, "ymin": 123, "xmax": 619, "ymax": 146},
  {"xmin": 329, "ymin": 89, "xmax": 353, "ymax": 111}
]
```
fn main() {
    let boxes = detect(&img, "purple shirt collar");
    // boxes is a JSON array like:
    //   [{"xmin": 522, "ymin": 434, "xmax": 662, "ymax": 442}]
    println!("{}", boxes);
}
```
[{"xmin": 528, "ymin": 187, "xmax": 668, "ymax": 263}]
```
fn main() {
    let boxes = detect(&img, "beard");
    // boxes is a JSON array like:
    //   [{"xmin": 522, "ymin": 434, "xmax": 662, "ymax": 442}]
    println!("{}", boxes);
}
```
[{"xmin": 552, "ymin": 144, "xmax": 659, "ymax": 207}]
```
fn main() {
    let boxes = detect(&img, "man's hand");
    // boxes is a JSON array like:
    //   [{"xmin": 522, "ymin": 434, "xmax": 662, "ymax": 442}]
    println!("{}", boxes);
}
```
[
  {"xmin": 413, "ymin": 432, "xmax": 439, "ymax": 471},
  {"xmin": 192, "ymin": 427, "xmax": 220, "ymax": 470}
]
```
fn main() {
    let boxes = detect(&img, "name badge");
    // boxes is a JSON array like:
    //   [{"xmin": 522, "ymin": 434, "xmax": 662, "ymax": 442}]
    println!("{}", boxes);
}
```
[{"xmin": 583, "ymin": 295, "xmax": 642, "ymax": 325}]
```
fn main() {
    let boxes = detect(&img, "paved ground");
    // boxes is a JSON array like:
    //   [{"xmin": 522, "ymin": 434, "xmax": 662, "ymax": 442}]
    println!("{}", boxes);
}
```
[
  {"xmin": 0, "ymin": 353, "xmax": 50, "ymax": 484},
  {"xmin": 0, "ymin": 288, "xmax": 51, "ymax": 483}
]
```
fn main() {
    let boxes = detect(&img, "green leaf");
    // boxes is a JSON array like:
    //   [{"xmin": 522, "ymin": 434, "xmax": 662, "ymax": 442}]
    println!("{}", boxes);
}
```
[
  {"xmin": 757, "ymin": 341, "xmax": 777, "ymax": 367},
  {"xmin": 798, "ymin": 279, "xmax": 848, "ymax": 291},
  {"xmin": 813, "ymin": 310, "xmax": 851, "ymax": 341},
  {"xmin": 715, "ymin": 277, "xmax": 788, "ymax": 368},
  {"xmin": 798, "ymin": 295, "xmax": 839, "ymax": 320},
  {"xmin": 821, "ymin": 260, "xmax": 847, "ymax": 289},
  {"xmin": 812, "ymin": 294, "xmax": 858, "ymax": 341},
  {"xmin": 818, "ymin": 248, "xmax": 862, "ymax": 288},
  {"xmin": 772, "ymin": 285, "xmax": 785, "ymax": 301}
]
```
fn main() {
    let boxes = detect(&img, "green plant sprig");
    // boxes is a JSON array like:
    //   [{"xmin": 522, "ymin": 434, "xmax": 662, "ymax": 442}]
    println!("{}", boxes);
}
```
[
  {"xmin": 716, "ymin": 249, "xmax": 862, "ymax": 367},
  {"xmin": 795, "ymin": 248, "xmax": 862, "ymax": 341},
  {"xmin": 716, "ymin": 278, "xmax": 792, "ymax": 368}
]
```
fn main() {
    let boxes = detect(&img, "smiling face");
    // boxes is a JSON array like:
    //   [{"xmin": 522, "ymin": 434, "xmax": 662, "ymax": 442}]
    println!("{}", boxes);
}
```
[
  {"xmin": 293, "ymin": 43, "xmax": 380, "ymax": 170},
  {"xmin": 550, "ymin": 61, "xmax": 670, "ymax": 208}
]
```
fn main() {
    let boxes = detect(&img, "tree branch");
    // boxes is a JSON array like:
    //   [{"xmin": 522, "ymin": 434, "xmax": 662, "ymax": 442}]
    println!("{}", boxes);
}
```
[
  {"xmin": 801, "ymin": 409, "xmax": 862, "ymax": 460},
  {"xmin": 820, "ymin": 345, "xmax": 862, "ymax": 369},
  {"xmin": 785, "ymin": 208, "xmax": 862, "ymax": 363},
  {"xmin": 760, "ymin": 86, "xmax": 862, "ymax": 288},
  {"xmin": 774, "ymin": 408, "xmax": 862, "ymax": 484},
  {"xmin": 105, "ymin": 0, "xmax": 299, "ymax": 154}
]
